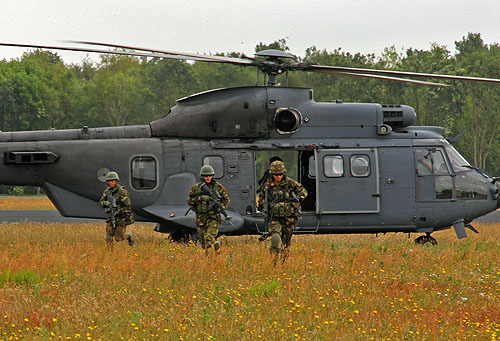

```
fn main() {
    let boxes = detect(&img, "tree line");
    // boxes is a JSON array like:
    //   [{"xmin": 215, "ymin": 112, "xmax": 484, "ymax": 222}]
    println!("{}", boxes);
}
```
[{"xmin": 1, "ymin": 32, "xmax": 500, "ymax": 185}]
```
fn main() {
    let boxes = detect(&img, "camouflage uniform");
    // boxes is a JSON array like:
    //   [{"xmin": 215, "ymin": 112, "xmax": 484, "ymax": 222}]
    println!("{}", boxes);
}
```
[
  {"xmin": 99, "ymin": 184, "xmax": 135, "ymax": 244},
  {"xmin": 187, "ymin": 178, "xmax": 230, "ymax": 250},
  {"xmin": 256, "ymin": 161, "xmax": 307, "ymax": 253}
]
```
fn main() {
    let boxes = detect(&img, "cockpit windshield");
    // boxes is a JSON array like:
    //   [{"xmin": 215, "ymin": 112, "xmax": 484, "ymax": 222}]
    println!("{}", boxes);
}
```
[{"xmin": 444, "ymin": 145, "xmax": 471, "ymax": 173}]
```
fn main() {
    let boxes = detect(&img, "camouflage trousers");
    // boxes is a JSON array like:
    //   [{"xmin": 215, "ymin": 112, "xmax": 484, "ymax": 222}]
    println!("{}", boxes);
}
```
[
  {"xmin": 197, "ymin": 219, "xmax": 219, "ymax": 249},
  {"xmin": 269, "ymin": 217, "xmax": 297, "ymax": 250},
  {"xmin": 106, "ymin": 222, "xmax": 132, "ymax": 243}
]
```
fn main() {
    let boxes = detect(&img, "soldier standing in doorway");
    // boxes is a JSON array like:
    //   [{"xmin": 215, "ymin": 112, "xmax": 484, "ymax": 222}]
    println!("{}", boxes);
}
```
[
  {"xmin": 256, "ymin": 160, "xmax": 307, "ymax": 261},
  {"xmin": 257, "ymin": 156, "xmax": 283, "ymax": 191},
  {"xmin": 99, "ymin": 171, "xmax": 135, "ymax": 246},
  {"xmin": 187, "ymin": 165, "xmax": 230, "ymax": 255}
]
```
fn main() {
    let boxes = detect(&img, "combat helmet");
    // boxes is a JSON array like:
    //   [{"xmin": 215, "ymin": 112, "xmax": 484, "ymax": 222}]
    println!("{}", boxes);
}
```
[
  {"xmin": 106, "ymin": 171, "xmax": 120, "ymax": 181},
  {"xmin": 269, "ymin": 160, "xmax": 286, "ymax": 174},
  {"xmin": 200, "ymin": 165, "xmax": 215, "ymax": 176}
]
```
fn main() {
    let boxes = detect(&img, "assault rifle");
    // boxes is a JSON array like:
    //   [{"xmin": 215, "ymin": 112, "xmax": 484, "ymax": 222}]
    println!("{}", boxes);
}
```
[
  {"xmin": 186, "ymin": 183, "xmax": 235, "ymax": 228},
  {"xmin": 258, "ymin": 188, "xmax": 300, "ymax": 242},
  {"xmin": 105, "ymin": 192, "xmax": 118, "ymax": 229}
]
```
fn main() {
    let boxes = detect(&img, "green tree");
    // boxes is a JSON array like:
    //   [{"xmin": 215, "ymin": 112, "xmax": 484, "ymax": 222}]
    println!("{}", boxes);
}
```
[
  {"xmin": 453, "ymin": 34, "xmax": 500, "ymax": 173},
  {"xmin": 82, "ymin": 55, "xmax": 154, "ymax": 126},
  {"xmin": 0, "ymin": 55, "xmax": 46, "ymax": 131},
  {"xmin": 144, "ymin": 58, "xmax": 199, "ymax": 119},
  {"xmin": 255, "ymin": 39, "xmax": 290, "ymax": 53}
]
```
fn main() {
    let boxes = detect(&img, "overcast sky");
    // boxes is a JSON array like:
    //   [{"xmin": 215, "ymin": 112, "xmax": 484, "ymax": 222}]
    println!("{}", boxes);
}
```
[{"xmin": 1, "ymin": 0, "xmax": 500, "ymax": 64}]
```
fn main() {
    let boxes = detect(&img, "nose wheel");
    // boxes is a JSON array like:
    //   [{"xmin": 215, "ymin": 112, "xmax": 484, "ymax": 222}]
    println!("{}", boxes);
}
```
[{"xmin": 414, "ymin": 233, "xmax": 438, "ymax": 245}]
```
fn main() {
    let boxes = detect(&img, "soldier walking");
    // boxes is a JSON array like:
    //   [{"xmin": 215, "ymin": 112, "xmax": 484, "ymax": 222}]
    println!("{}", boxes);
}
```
[
  {"xmin": 256, "ymin": 160, "xmax": 307, "ymax": 259},
  {"xmin": 187, "ymin": 165, "xmax": 230, "ymax": 255},
  {"xmin": 99, "ymin": 171, "xmax": 135, "ymax": 246}
]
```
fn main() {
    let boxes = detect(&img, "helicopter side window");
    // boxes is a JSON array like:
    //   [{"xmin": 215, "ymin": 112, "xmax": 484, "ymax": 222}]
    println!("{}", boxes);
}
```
[
  {"xmin": 131, "ymin": 157, "xmax": 157, "ymax": 189},
  {"xmin": 308, "ymin": 155, "xmax": 316, "ymax": 178},
  {"xmin": 203, "ymin": 156, "xmax": 224, "ymax": 179},
  {"xmin": 324, "ymin": 155, "xmax": 344, "ymax": 177},
  {"xmin": 350, "ymin": 155, "xmax": 370, "ymax": 177}
]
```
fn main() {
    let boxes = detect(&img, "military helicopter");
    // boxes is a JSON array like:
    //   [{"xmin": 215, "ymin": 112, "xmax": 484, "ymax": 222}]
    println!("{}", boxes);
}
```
[{"xmin": 1, "ymin": 41, "xmax": 500, "ymax": 245}]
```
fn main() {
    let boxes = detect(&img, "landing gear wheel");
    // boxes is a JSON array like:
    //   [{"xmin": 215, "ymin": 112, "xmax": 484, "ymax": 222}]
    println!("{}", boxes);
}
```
[
  {"xmin": 414, "ymin": 233, "xmax": 438, "ymax": 245},
  {"xmin": 169, "ymin": 230, "xmax": 198, "ymax": 243}
]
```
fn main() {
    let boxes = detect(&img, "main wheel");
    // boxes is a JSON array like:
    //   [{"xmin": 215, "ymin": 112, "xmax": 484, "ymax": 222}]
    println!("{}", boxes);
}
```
[{"xmin": 414, "ymin": 233, "xmax": 438, "ymax": 245}]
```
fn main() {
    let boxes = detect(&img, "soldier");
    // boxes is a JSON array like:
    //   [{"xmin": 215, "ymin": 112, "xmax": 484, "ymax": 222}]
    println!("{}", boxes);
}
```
[
  {"xmin": 256, "ymin": 160, "xmax": 307, "ymax": 258},
  {"xmin": 187, "ymin": 165, "xmax": 230, "ymax": 254},
  {"xmin": 257, "ymin": 156, "xmax": 283, "ymax": 191},
  {"xmin": 99, "ymin": 171, "xmax": 135, "ymax": 246}
]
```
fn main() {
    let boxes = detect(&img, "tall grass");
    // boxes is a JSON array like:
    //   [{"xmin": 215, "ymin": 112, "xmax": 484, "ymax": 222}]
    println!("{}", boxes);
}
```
[{"xmin": 0, "ymin": 222, "xmax": 499, "ymax": 339}]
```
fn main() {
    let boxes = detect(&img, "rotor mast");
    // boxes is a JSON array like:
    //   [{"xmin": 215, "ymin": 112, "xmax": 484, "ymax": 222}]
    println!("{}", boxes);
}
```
[{"xmin": 254, "ymin": 49, "xmax": 296, "ymax": 86}]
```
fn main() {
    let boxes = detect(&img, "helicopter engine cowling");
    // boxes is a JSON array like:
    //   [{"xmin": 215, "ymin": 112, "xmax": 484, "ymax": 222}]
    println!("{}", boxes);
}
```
[
  {"xmin": 274, "ymin": 107, "xmax": 302, "ymax": 134},
  {"xmin": 150, "ymin": 86, "xmax": 417, "ymax": 139},
  {"xmin": 150, "ymin": 87, "xmax": 270, "ymax": 138},
  {"xmin": 381, "ymin": 104, "xmax": 416, "ymax": 129}
]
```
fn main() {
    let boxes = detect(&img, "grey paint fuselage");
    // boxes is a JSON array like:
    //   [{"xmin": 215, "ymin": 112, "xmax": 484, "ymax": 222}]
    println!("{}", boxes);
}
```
[{"xmin": 0, "ymin": 86, "xmax": 498, "ymax": 238}]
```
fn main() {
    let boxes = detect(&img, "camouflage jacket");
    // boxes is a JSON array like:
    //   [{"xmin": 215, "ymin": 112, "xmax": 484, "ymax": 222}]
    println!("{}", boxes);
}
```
[
  {"xmin": 99, "ymin": 184, "xmax": 134, "ymax": 225},
  {"xmin": 256, "ymin": 176, "xmax": 307, "ymax": 219},
  {"xmin": 187, "ymin": 180, "xmax": 230, "ymax": 224}
]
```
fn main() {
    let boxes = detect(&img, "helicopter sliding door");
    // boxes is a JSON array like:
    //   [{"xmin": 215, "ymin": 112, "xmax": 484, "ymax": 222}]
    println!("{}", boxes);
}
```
[{"xmin": 315, "ymin": 148, "xmax": 380, "ymax": 213}]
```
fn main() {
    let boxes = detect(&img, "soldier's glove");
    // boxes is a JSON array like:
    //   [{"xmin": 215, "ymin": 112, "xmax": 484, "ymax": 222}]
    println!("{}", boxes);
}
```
[
  {"xmin": 290, "ymin": 196, "xmax": 300, "ymax": 203},
  {"xmin": 102, "ymin": 200, "xmax": 110, "ymax": 208}
]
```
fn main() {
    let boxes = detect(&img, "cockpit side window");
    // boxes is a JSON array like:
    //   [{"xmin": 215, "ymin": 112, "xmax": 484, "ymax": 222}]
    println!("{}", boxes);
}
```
[
  {"xmin": 445, "ymin": 145, "xmax": 471, "ymax": 173},
  {"xmin": 415, "ymin": 148, "xmax": 449, "ymax": 175}
]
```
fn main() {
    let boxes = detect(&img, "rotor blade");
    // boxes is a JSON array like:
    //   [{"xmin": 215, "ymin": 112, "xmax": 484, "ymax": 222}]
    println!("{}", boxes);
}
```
[
  {"xmin": 66, "ymin": 40, "xmax": 255, "ymax": 66},
  {"xmin": 308, "ymin": 68, "xmax": 449, "ymax": 87},
  {"xmin": 0, "ymin": 42, "xmax": 213, "ymax": 62},
  {"xmin": 307, "ymin": 64, "xmax": 500, "ymax": 84}
]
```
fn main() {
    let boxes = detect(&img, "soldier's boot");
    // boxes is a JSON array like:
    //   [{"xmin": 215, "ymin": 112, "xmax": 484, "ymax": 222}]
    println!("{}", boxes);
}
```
[
  {"xmin": 204, "ymin": 244, "xmax": 212, "ymax": 257},
  {"xmin": 281, "ymin": 246, "xmax": 290, "ymax": 264},
  {"xmin": 270, "ymin": 232, "xmax": 281, "ymax": 253},
  {"xmin": 127, "ymin": 231, "xmax": 135, "ymax": 246},
  {"xmin": 106, "ymin": 234, "xmax": 114, "ymax": 247}
]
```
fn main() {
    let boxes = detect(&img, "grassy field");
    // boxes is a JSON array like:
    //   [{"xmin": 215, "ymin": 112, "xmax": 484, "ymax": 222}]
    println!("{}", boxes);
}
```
[
  {"xmin": 1, "ymin": 221, "xmax": 500, "ymax": 340},
  {"xmin": 0, "ymin": 196, "xmax": 55, "ymax": 210}
]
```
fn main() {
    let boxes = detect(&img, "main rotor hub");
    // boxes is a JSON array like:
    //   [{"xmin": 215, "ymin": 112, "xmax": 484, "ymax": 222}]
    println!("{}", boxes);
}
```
[
  {"xmin": 254, "ymin": 50, "xmax": 297, "ymax": 86},
  {"xmin": 254, "ymin": 49, "xmax": 296, "ymax": 59}
]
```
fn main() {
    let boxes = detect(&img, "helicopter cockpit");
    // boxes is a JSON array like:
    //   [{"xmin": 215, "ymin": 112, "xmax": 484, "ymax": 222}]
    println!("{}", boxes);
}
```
[
  {"xmin": 414, "ymin": 140, "xmax": 496, "ymax": 202},
  {"xmin": 445, "ymin": 144, "xmax": 493, "ymax": 200}
]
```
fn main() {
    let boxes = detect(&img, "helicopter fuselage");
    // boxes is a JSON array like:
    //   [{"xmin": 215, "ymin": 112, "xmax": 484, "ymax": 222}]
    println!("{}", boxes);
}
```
[{"xmin": 1, "ymin": 86, "xmax": 498, "ymax": 240}]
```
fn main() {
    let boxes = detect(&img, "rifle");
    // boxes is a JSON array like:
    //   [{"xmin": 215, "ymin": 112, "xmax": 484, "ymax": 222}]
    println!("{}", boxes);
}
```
[
  {"xmin": 105, "ymin": 192, "xmax": 118, "ymax": 229},
  {"xmin": 258, "ymin": 187, "xmax": 300, "ymax": 242},
  {"xmin": 199, "ymin": 183, "xmax": 236, "ymax": 229}
]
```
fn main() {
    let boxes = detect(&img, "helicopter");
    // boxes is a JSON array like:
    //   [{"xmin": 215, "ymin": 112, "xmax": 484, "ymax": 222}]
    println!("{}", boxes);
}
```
[{"xmin": 1, "ymin": 41, "xmax": 500, "ymax": 245}]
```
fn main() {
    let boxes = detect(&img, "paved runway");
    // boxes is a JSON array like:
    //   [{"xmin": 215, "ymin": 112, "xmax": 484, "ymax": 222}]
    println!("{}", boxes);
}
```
[
  {"xmin": 2, "ymin": 209, "xmax": 500, "ymax": 224},
  {"xmin": 0, "ymin": 210, "xmax": 102, "ymax": 223}
]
